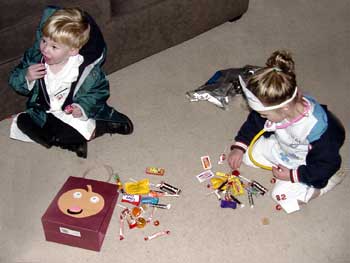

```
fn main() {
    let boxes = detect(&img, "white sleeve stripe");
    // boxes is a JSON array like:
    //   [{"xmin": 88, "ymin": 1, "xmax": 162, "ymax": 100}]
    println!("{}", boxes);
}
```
[{"xmin": 235, "ymin": 142, "xmax": 248, "ymax": 150}]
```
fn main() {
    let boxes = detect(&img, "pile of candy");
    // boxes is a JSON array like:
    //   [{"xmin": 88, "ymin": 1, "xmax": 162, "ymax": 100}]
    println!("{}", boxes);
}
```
[
  {"xmin": 116, "ymin": 167, "xmax": 180, "ymax": 241},
  {"xmin": 210, "ymin": 170, "xmax": 268, "ymax": 209},
  {"xmin": 196, "ymin": 156, "xmax": 269, "ymax": 209}
]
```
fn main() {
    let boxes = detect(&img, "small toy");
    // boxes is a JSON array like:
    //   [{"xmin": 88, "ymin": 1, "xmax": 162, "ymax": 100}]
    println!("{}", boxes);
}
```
[
  {"xmin": 146, "ymin": 167, "xmax": 165, "ymax": 176},
  {"xmin": 201, "ymin": 155, "xmax": 212, "ymax": 170}
]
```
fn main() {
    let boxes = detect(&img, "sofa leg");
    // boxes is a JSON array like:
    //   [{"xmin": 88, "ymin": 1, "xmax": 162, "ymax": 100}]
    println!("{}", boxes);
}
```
[{"xmin": 229, "ymin": 15, "xmax": 243, "ymax": 23}]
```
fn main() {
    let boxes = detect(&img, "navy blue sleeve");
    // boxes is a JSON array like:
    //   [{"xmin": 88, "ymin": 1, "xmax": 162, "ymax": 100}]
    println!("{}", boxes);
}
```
[
  {"xmin": 234, "ymin": 110, "xmax": 268, "ymax": 146},
  {"xmin": 296, "ymin": 111, "xmax": 345, "ymax": 188}
]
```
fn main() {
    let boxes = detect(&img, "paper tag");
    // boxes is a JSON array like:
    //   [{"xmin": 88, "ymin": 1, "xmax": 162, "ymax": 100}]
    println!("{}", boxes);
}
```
[
  {"xmin": 200, "ymin": 156, "xmax": 212, "ymax": 170},
  {"xmin": 196, "ymin": 170, "xmax": 215, "ymax": 183},
  {"xmin": 59, "ymin": 227, "xmax": 81, "ymax": 237}
]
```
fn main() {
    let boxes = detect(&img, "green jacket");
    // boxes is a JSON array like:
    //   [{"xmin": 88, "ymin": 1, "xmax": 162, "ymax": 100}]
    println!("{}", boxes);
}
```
[{"xmin": 9, "ymin": 6, "xmax": 126, "ymax": 127}]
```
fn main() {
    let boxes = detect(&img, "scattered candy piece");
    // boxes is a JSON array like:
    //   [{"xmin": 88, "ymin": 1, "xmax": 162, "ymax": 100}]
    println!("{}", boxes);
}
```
[
  {"xmin": 136, "ymin": 217, "xmax": 147, "ymax": 228},
  {"xmin": 220, "ymin": 199, "xmax": 237, "ymax": 209},
  {"xmin": 131, "ymin": 207, "xmax": 142, "ymax": 217},
  {"xmin": 201, "ymin": 156, "xmax": 212, "ymax": 170},
  {"xmin": 119, "ymin": 215, "xmax": 125, "ymax": 240},
  {"xmin": 144, "ymin": 230, "xmax": 170, "ymax": 241},
  {"xmin": 262, "ymin": 217, "xmax": 269, "ymax": 225},
  {"xmin": 146, "ymin": 167, "xmax": 165, "ymax": 176}
]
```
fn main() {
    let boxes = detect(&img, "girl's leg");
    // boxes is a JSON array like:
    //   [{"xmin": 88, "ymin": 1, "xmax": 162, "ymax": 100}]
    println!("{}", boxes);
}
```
[
  {"xmin": 320, "ymin": 170, "xmax": 346, "ymax": 196},
  {"xmin": 271, "ymin": 180, "xmax": 316, "ymax": 213},
  {"xmin": 272, "ymin": 169, "xmax": 346, "ymax": 212}
]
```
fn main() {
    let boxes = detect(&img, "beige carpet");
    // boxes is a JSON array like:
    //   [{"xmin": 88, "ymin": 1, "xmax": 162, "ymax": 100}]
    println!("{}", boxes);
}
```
[{"xmin": 1, "ymin": 0, "xmax": 349, "ymax": 262}]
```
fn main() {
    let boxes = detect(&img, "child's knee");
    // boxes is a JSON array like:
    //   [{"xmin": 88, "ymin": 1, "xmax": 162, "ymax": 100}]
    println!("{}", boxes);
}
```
[
  {"xmin": 270, "ymin": 184, "xmax": 287, "ymax": 203},
  {"xmin": 16, "ymin": 113, "xmax": 31, "ymax": 130}
]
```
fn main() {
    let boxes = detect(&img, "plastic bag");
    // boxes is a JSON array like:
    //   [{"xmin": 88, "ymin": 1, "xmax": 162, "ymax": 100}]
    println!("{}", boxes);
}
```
[{"xmin": 186, "ymin": 65, "xmax": 260, "ymax": 109}]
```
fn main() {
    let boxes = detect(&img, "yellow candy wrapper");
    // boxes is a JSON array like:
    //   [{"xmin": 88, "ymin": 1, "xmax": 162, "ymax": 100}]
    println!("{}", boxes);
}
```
[
  {"xmin": 211, "ymin": 173, "xmax": 245, "ymax": 196},
  {"xmin": 215, "ymin": 172, "xmax": 229, "ymax": 178},
  {"xmin": 210, "ymin": 177, "xmax": 227, "ymax": 190},
  {"xmin": 230, "ymin": 177, "xmax": 245, "ymax": 196},
  {"xmin": 124, "ymin": 178, "xmax": 150, "ymax": 195}
]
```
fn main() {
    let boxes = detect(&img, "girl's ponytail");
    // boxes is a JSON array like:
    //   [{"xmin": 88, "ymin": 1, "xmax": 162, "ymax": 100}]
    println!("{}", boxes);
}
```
[{"xmin": 266, "ymin": 50, "xmax": 295, "ymax": 75}]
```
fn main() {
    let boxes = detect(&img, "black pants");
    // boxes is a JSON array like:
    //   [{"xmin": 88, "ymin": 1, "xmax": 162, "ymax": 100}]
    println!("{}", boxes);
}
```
[{"xmin": 17, "ymin": 113, "xmax": 86, "ymax": 147}]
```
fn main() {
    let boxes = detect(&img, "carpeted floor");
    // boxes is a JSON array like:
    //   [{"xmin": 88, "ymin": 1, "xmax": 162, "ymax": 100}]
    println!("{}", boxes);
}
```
[{"xmin": 1, "ymin": 0, "xmax": 349, "ymax": 262}]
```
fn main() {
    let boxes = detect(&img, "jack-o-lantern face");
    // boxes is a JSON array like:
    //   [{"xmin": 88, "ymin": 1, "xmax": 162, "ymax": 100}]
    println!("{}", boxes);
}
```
[{"xmin": 57, "ymin": 185, "xmax": 105, "ymax": 218}]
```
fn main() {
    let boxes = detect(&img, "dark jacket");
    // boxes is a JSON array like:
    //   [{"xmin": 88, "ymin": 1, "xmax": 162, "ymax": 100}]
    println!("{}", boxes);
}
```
[
  {"xmin": 9, "ymin": 6, "xmax": 127, "ymax": 127},
  {"xmin": 234, "ymin": 104, "xmax": 345, "ymax": 188}
]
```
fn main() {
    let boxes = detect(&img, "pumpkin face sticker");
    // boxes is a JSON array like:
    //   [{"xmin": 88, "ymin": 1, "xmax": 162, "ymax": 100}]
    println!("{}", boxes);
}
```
[{"xmin": 57, "ymin": 185, "xmax": 105, "ymax": 218}]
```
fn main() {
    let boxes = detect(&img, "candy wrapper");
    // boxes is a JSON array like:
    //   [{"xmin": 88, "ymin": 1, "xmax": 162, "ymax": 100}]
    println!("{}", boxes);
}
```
[
  {"xmin": 186, "ymin": 65, "xmax": 260, "ymax": 109},
  {"xmin": 124, "ymin": 178, "xmax": 150, "ymax": 195}
]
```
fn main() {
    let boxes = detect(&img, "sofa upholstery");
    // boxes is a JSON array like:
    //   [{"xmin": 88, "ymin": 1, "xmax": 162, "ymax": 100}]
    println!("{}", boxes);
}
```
[{"xmin": 0, "ymin": 0, "xmax": 249, "ymax": 120}]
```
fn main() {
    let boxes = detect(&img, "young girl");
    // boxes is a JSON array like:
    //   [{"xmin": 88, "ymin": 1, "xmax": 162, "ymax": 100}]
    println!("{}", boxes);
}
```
[
  {"xmin": 9, "ymin": 7, "xmax": 133, "ymax": 158},
  {"xmin": 228, "ymin": 50, "xmax": 346, "ymax": 213}
]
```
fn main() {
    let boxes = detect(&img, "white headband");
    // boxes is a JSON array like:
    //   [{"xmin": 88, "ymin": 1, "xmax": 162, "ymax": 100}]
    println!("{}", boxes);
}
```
[{"xmin": 238, "ymin": 75, "xmax": 298, "ymax": 111}]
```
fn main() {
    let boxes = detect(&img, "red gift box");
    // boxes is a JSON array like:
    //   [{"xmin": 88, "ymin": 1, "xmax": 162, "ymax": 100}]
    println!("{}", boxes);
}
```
[{"xmin": 41, "ymin": 176, "xmax": 118, "ymax": 251}]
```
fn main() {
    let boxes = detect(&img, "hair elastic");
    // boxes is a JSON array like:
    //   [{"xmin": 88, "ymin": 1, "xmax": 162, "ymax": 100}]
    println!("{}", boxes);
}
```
[{"xmin": 272, "ymin": 67, "xmax": 282, "ymax": 72}]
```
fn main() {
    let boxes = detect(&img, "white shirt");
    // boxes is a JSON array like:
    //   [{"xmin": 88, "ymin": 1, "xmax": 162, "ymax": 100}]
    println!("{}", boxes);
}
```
[{"xmin": 10, "ymin": 54, "xmax": 96, "ymax": 141}]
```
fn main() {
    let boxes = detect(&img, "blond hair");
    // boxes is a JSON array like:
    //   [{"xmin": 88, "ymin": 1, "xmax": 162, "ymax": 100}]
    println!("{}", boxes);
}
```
[
  {"xmin": 42, "ymin": 8, "xmax": 90, "ymax": 49},
  {"xmin": 247, "ymin": 50, "xmax": 297, "ymax": 106}
]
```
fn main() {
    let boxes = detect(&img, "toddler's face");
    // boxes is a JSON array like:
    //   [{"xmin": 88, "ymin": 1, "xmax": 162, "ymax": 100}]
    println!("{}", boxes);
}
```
[
  {"xmin": 258, "ymin": 109, "xmax": 285, "ymax": 123},
  {"xmin": 40, "ymin": 36, "xmax": 77, "ymax": 66}
]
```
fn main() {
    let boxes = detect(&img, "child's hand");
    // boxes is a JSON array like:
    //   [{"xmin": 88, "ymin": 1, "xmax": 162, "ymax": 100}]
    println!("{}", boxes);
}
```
[
  {"xmin": 64, "ymin": 104, "xmax": 82, "ymax": 118},
  {"xmin": 26, "ymin": 63, "xmax": 46, "ymax": 82},
  {"xmin": 272, "ymin": 164, "xmax": 290, "ymax": 181},
  {"xmin": 227, "ymin": 148, "xmax": 244, "ymax": 169},
  {"xmin": 71, "ymin": 105, "xmax": 82, "ymax": 118}
]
